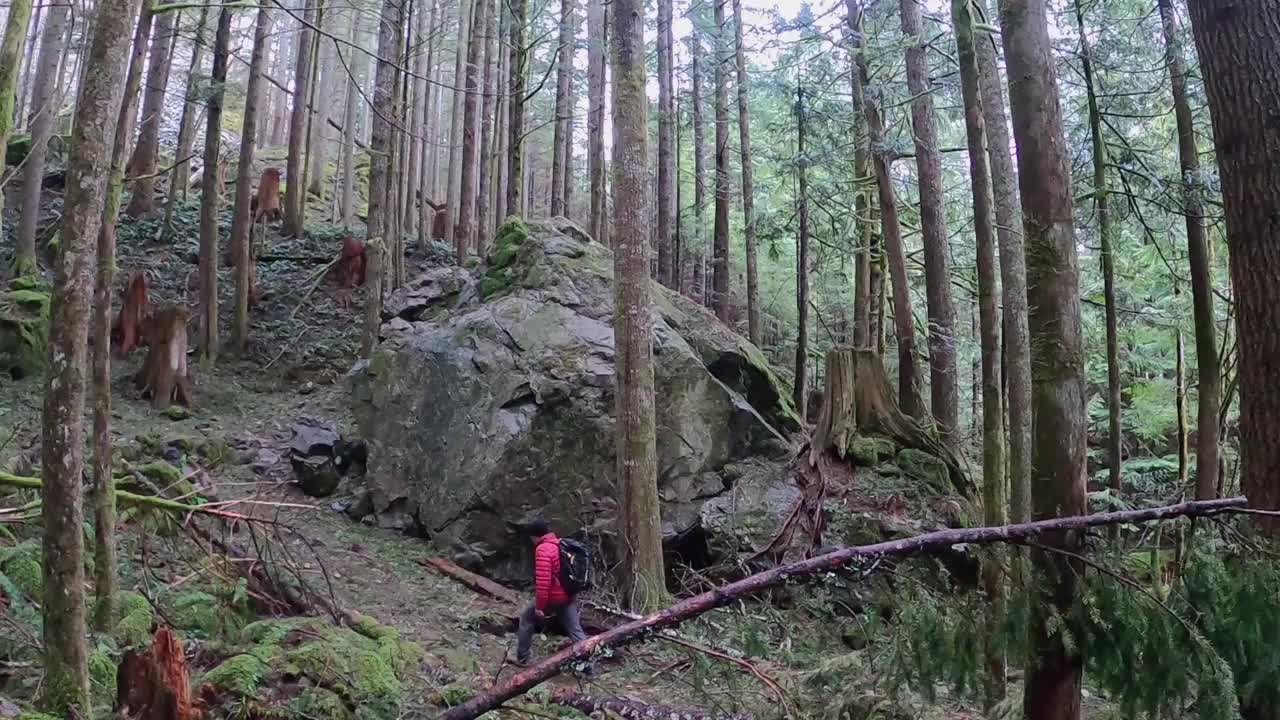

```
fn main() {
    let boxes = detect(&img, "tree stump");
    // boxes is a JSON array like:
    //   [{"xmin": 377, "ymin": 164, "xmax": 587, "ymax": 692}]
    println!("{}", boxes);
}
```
[{"xmin": 133, "ymin": 305, "xmax": 196, "ymax": 410}]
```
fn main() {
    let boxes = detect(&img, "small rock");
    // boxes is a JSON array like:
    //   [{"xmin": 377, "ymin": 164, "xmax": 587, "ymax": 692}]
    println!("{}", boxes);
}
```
[
  {"xmin": 293, "ymin": 454, "xmax": 341, "ymax": 497},
  {"xmin": 299, "ymin": 381, "xmax": 316, "ymax": 395},
  {"xmin": 162, "ymin": 405, "xmax": 191, "ymax": 421},
  {"xmin": 252, "ymin": 448, "xmax": 281, "ymax": 474}
]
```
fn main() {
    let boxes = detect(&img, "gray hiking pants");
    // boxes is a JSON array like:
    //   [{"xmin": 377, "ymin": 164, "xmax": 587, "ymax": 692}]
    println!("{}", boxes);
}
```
[{"xmin": 515, "ymin": 600, "xmax": 587, "ymax": 662}]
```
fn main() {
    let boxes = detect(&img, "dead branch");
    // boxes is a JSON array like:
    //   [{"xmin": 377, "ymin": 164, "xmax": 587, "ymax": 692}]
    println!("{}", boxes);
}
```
[
  {"xmin": 547, "ymin": 689, "xmax": 752, "ymax": 720},
  {"xmin": 286, "ymin": 254, "xmax": 343, "ymax": 323},
  {"xmin": 440, "ymin": 496, "xmax": 1247, "ymax": 720},
  {"xmin": 419, "ymin": 557, "xmax": 523, "ymax": 604}
]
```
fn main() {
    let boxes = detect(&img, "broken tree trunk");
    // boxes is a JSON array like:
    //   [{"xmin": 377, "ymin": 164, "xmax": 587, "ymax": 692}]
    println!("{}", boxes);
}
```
[
  {"xmin": 549, "ymin": 689, "xmax": 751, "ymax": 720},
  {"xmin": 808, "ymin": 347, "xmax": 971, "ymax": 496},
  {"xmin": 440, "ymin": 496, "xmax": 1247, "ymax": 720}
]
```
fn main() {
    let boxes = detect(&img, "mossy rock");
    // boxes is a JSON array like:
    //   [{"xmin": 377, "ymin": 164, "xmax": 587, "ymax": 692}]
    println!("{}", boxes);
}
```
[
  {"xmin": 896, "ymin": 448, "xmax": 951, "ymax": 494},
  {"xmin": 289, "ymin": 687, "xmax": 352, "ymax": 720},
  {"xmin": 847, "ymin": 436, "xmax": 898, "ymax": 466},
  {"xmin": 0, "ymin": 284, "xmax": 51, "ymax": 380},
  {"xmin": 89, "ymin": 647, "xmax": 118, "ymax": 705},
  {"xmin": 480, "ymin": 218, "xmax": 531, "ymax": 300},
  {"xmin": 203, "ymin": 616, "xmax": 424, "ymax": 720},
  {"xmin": 0, "ymin": 540, "xmax": 42, "ymax": 598},
  {"xmin": 114, "ymin": 591, "xmax": 156, "ymax": 648},
  {"xmin": 167, "ymin": 590, "xmax": 241, "ymax": 638}
]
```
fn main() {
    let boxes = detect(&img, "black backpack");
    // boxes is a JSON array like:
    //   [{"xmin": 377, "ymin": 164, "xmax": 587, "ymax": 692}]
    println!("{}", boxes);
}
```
[{"xmin": 557, "ymin": 538, "xmax": 593, "ymax": 594}]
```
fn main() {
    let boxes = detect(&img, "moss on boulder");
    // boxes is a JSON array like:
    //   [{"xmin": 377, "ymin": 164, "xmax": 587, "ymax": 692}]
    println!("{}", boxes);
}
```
[
  {"xmin": 0, "ymin": 540, "xmax": 42, "ymax": 598},
  {"xmin": 0, "ymin": 277, "xmax": 51, "ymax": 380},
  {"xmin": 114, "ymin": 591, "xmax": 156, "ymax": 648},
  {"xmin": 897, "ymin": 448, "xmax": 951, "ymax": 494},
  {"xmin": 847, "ymin": 436, "xmax": 898, "ymax": 467}
]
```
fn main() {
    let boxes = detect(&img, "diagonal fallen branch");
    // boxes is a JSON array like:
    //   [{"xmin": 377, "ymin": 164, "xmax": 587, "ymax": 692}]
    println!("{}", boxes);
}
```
[
  {"xmin": 0, "ymin": 471, "xmax": 253, "ymax": 520},
  {"xmin": 419, "ymin": 557, "xmax": 523, "ymax": 604},
  {"xmin": 440, "ymin": 496, "xmax": 1248, "ymax": 720}
]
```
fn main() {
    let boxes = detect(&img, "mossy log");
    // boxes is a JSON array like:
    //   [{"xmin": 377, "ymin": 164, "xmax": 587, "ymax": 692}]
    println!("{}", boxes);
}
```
[{"xmin": 809, "ymin": 347, "xmax": 973, "ymax": 497}]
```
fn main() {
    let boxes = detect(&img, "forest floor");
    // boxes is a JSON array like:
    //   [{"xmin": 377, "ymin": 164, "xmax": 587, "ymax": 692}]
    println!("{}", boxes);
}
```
[{"xmin": 0, "ymin": 184, "xmax": 1116, "ymax": 719}]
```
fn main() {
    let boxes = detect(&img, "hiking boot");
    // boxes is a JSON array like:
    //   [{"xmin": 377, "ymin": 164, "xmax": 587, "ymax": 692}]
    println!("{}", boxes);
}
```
[{"xmin": 513, "ymin": 655, "xmax": 532, "ymax": 668}]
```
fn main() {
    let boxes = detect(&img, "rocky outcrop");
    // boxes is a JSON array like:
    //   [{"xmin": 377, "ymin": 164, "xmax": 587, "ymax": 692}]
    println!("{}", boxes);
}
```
[{"xmin": 349, "ymin": 219, "xmax": 800, "ymax": 582}]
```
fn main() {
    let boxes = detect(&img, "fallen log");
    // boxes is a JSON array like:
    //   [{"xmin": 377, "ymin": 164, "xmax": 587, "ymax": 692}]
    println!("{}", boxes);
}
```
[
  {"xmin": 548, "ymin": 689, "xmax": 752, "ymax": 720},
  {"xmin": 440, "ymin": 496, "xmax": 1248, "ymax": 720},
  {"xmin": 418, "ymin": 557, "xmax": 522, "ymax": 604},
  {"xmin": 0, "ymin": 471, "xmax": 247, "ymax": 519}
]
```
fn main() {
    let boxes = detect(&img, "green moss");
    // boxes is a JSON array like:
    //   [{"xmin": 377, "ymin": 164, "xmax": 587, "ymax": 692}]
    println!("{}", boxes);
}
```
[
  {"xmin": 197, "ymin": 438, "xmax": 233, "ymax": 469},
  {"xmin": 0, "ymin": 284, "xmax": 50, "ymax": 377},
  {"xmin": 203, "ymin": 653, "xmax": 272, "ymax": 696},
  {"xmin": 114, "ymin": 591, "xmax": 155, "ymax": 648},
  {"xmin": 289, "ymin": 687, "xmax": 352, "ymax": 720},
  {"xmin": 135, "ymin": 461, "xmax": 182, "ymax": 486},
  {"xmin": 896, "ymin": 448, "xmax": 951, "ymax": 494},
  {"xmin": 480, "ymin": 218, "xmax": 532, "ymax": 300},
  {"xmin": 167, "ymin": 591, "xmax": 225, "ymax": 637},
  {"xmin": 7, "ymin": 132, "xmax": 32, "ymax": 165},
  {"xmin": 17, "ymin": 713, "xmax": 61, "ymax": 720},
  {"xmin": 433, "ymin": 684, "xmax": 475, "ymax": 706},
  {"xmin": 847, "ymin": 436, "xmax": 897, "ymax": 466},
  {"xmin": 478, "ymin": 272, "xmax": 510, "ymax": 299},
  {"xmin": 135, "ymin": 433, "xmax": 164, "ymax": 457},
  {"xmin": 88, "ymin": 649, "xmax": 117, "ymax": 704},
  {"xmin": 0, "ymin": 540, "xmax": 42, "ymax": 597},
  {"xmin": 162, "ymin": 405, "xmax": 192, "ymax": 421}
]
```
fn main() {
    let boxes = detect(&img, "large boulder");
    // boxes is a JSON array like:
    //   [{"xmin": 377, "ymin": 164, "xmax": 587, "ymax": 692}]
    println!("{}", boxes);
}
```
[{"xmin": 349, "ymin": 218, "xmax": 800, "ymax": 582}]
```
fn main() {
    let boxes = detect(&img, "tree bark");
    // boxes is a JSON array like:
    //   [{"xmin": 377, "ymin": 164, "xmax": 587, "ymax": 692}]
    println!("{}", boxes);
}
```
[
  {"xmin": 899, "ymin": 0, "xmax": 957, "ymax": 440},
  {"xmin": 441, "ymin": 496, "xmax": 1247, "ymax": 720},
  {"xmin": 974, "ymin": 0, "xmax": 1030, "ymax": 526},
  {"xmin": 1159, "ymin": 0, "xmax": 1219, "ymax": 501},
  {"xmin": 230, "ymin": 0, "xmax": 271, "ymax": 353},
  {"xmin": 952, "ymin": 0, "xmax": 1006, "ymax": 704},
  {"xmin": 561, "ymin": 13, "xmax": 576, "ymax": 219},
  {"xmin": 492, "ymin": 1, "xmax": 508, "ymax": 225},
  {"xmin": 283, "ymin": 0, "xmax": 316, "ymax": 237},
  {"xmin": 90, "ymin": 0, "xmax": 151, "ymax": 634},
  {"xmin": 13, "ymin": 0, "xmax": 70, "ymax": 276},
  {"xmin": 41, "ymin": 0, "xmax": 142, "ymax": 708},
  {"xmin": 340, "ymin": 9, "xmax": 360, "ymax": 228},
  {"xmin": 16, "ymin": 1, "xmax": 42, "ymax": 129},
  {"xmin": 405, "ymin": 0, "xmax": 429, "ymax": 239},
  {"xmin": 849, "ymin": 1, "xmax": 920, "ymax": 419},
  {"xmin": 999, "ymin": 0, "xmax": 1089, "ymax": 716},
  {"xmin": 298, "ymin": 0, "xmax": 325, "ymax": 233},
  {"xmin": 165, "ymin": 3, "xmax": 209, "ymax": 221},
  {"xmin": 306, "ymin": 4, "xmax": 337, "ymax": 199},
  {"xmin": 586, "ymin": 0, "xmax": 606, "ymax": 241},
  {"xmin": 551, "ymin": 0, "xmax": 576, "ymax": 217},
  {"xmin": 847, "ymin": 43, "xmax": 873, "ymax": 350},
  {"xmin": 0, "ymin": 0, "xmax": 33, "ymax": 242},
  {"xmin": 368, "ymin": 0, "xmax": 401, "ymax": 249},
  {"xmin": 733, "ymin": 0, "xmax": 759, "ymax": 343},
  {"xmin": 505, "ymin": 0, "xmax": 528, "ymax": 218},
  {"xmin": 1186, "ymin": 1, "xmax": 1280, "ymax": 535},
  {"xmin": 445, "ymin": 0, "xmax": 471, "ymax": 234},
  {"xmin": 456, "ymin": 0, "xmax": 486, "ymax": 261},
  {"xmin": 610, "ymin": 0, "xmax": 665, "ymax": 614},
  {"xmin": 651, "ymin": 0, "xmax": 673, "ymax": 285},
  {"xmin": 124, "ymin": 0, "xmax": 176, "ymax": 216},
  {"xmin": 362, "ymin": 238, "xmax": 384, "ymax": 355},
  {"xmin": 476, "ymin": 0, "xmax": 498, "ymax": 252},
  {"xmin": 710, "ymin": 0, "xmax": 730, "ymax": 322},
  {"xmin": 793, "ymin": 87, "xmax": 810, "ymax": 421},
  {"xmin": 1075, "ymin": 0, "xmax": 1123, "ymax": 506},
  {"xmin": 198, "ymin": 2, "xmax": 232, "ymax": 363},
  {"xmin": 689, "ymin": 30, "xmax": 706, "ymax": 301}
]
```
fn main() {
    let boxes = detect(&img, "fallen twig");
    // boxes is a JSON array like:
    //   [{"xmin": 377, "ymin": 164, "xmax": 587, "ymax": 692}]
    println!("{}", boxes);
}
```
[
  {"xmin": 547, "ymin": 689, "xmax": 752, "ymax": 720},
  {"xmin": 287, "ymin": 254, "xmax": 343, "ymax": 323},
  {"xmin": 440, "ymin": 496, "xmax": 1248, "ymax": 720}
]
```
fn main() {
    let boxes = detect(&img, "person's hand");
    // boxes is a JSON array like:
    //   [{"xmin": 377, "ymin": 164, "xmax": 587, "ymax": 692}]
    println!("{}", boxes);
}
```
[{"xmin": 535, "ymin": 609, "xmax": 548, "ymax": 621}]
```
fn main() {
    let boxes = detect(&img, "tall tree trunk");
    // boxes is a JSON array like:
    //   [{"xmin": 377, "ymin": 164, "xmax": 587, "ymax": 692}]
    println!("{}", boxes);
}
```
[
  {"xmin": 793, "ymin": 87, "xmax": 810, "ymax": 421},
  {"xmin": 732, "ymin": 0, "xmax": 758, "ymax": 342},
  {"xmin": 899, "ymin": 0, "xmax": 957, "ymax": 439},
  {"xmin": 953, "ymin": 0, "xmax": 1006, "ymax": 704},
  {"xmin": 492, "ymin": 1, "xmax": 508, "ymax": 225},
  {"xmin": 1000, "ymin": 0, "xmax": 1088, "ymax": 716},
  {"xmin": 230, "ymin": 0, "xmax": 271, "ymax": 352},
  {"xmin": 850, "ymin": 1, "xmax": 920, "ymax": 418},
  {"xmin": 562, "ymin": 14, "xmax": 576, "ymax": 219},
  {"xmin": 368, "ymin": 0, "xmax": 401, "ymax": 254},
  {"xmin": 550, "ymin": 0, "xmax": 575, "ymax": 217},
  {"xmin": 1074, "ymin": 0, "xmax": 1122, "ymax": 503},
  {"xmin": 610, "ymin": 0, "xmax": 665, "ymax": 612},
  {"xmin": 13, "ymin": 0, "xmax": 70, "ymax": 276},
  {"xmin": 446, "ymin": 0, "xmax": 471, "ymax": 233},
  {"xmin": 586, "ymin": 0, "xmax": 605, "ymax": 240},
  {"xmin": 476, "ymin": 0, "xmax": 498, "ymax": 252},
  {"xmin": 505, "ymin": 0, "xmax": 527, "ymax": 218},
  {"xmin": 689, "ymin": 31, "xmax": 706, "ymax": 301},
  {"xmin": 90, "ymin": 0, "xmax": 151, "ymax": 633},
  {"xmin": 124, "ymin": 0, "xmax": 176, "ymax": 216},
  {"xmin": 270, "ymin": 19, "xmax": 290, "ymax": 146},
  {"xmin": 306, "ymin": 7, "xmax": 336, "ymax": 199},
  {"xmin": 456, "ymin": 0, "xmax": 486, "ymax": 260},
  {"xmin": 41, "ymin": 0, "xmax": 141, "ymax": 708},
  {"xmin": 283, "ymin": 0, "xmax": 316, "ymax": 236},
  {"xmin": 1159, "ymin": 0, "xmax": 1218, "ymax": 501},
  {"xmin": 198, "ymin": 2, "xmax": 232, "ymax": 362},
  {"xmin": 1186, "ymin": 1, "xmax": 1280, "ymax": 539},
  {"xmin": 298, "ymin": 0, "xmax": 324, "ymax": 230},
  {"xmin": 405, "ymin": 0, "xmax": 429, "ymax": 239},
  {"xmin": 847, "ymin": 43, "xmax": 872, "ymax": 349},
  {"xmin": 16, "ymin": 1, "xmax": 42, "ymax": 128},
  {"xmin": 974, "ymin": 0, "xmax": 1030, "ymax": 527},
  {"xmin": 165, "ymin": 3, "xmax": 209, "ymax": 217},
  {"xmin": 0, "ymin": 0, "xmax": 32, "ymax": 242},
  {"xmin": 340, "ymin": 9, "xmax": 360, "ymax": 228},
  {"xmin": 651, "ymin": 0, "xmax": 673, "ymax": 285},
  {"xmin": 710, "ymin": 0, "xmax": 730, "ymax": 322}
]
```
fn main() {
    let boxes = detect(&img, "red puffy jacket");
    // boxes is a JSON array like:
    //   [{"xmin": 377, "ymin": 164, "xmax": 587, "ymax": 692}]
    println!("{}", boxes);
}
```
[{"xmin": 534, "ymin": 533, "xmax": 570, "ymax": 612}]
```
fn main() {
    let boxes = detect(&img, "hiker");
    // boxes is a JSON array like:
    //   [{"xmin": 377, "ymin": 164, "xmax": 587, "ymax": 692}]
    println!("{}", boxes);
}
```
[{"xmin": 515, "ymin": 520, "xmax": 593, "ymax": 667}]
